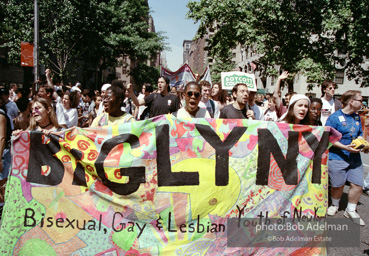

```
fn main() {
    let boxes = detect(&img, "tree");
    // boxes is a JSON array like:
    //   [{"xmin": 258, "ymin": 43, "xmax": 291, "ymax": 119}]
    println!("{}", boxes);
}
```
[
  {"xmin": 210, "ymin": 50, "xmax": 237, "ymax": 82},
  {"xmin": 129, "ymin": 62, "xmax": 160, "ymax": 87},
  {"xmin": 0, "ymin": 0, "xmax": 165, "ymax": 84},
  {"xmin": 187, "ymin": 0, "xmax": 369, "ymax": 87}
]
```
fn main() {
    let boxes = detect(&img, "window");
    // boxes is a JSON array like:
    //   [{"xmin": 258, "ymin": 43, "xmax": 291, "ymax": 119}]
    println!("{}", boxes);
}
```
[
  {"xmin": 122, "ymin": 67, "xmax": 127, "ymax": 75},
  {"xmin": 334, "ymin": 69, "xmax": 344, "ymax": 84}
]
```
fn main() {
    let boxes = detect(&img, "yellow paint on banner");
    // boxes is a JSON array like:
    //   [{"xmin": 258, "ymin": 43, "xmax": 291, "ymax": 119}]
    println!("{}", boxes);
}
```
[{"xmin": 158, "ymin": 158, "xmax": 241, "ymax": 219}]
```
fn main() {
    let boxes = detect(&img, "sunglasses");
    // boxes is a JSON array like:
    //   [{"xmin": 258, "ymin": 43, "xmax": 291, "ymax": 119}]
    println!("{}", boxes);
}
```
[{"xmin": 186, "ymin": 91, "xmax": 201, "ymax": 98}]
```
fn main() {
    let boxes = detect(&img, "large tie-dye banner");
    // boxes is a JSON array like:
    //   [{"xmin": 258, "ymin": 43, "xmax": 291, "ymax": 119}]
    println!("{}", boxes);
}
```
[
  {"xmin": 160, "ymin": 64, "xmax": 212, "ymax": 90},
  {"xmin": 161, "ymin": 64, "xmax": 196, "ymax": 90},
  {"xmin": 0, "ymin": 115, "xmax": 341, "ymax": 255}
]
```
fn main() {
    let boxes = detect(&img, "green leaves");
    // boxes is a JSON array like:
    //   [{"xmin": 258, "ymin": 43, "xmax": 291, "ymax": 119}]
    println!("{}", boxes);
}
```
[
  {"xmin": 187, "ymin": 0, "xmax": 369, "ymax": 87},
  {"xmin": 0, "ymin": 0, "xmax": 165, "ymax": 84}
]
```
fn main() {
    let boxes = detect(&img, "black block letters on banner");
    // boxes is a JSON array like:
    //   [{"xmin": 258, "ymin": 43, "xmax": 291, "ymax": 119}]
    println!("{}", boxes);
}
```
[
  {"xmin": 256, "ymin": 130, "xmax": 299, "ymax": 185},
  {"xmin": 26, "ymin": 125, "xmax": 325, "ymax": 195},
  {"xmin": 156, "ymin": 124, "xmax": 199, "ymax": 186},
  {"xmin": 27, "ymin": 131, "xmax": 64, "ymax": 185},
  {"xmin": 302, "ymin": 131, "xmax": 330, "ymax": 184},
  {"xmin": 94, "ymin": 134, "xmax": 146, "ymax": 195},
  {"xmin": 70, "ymin": 148, "xmax": 87, "ymax": 187},
  {"xmin": 195, "ymin": 124, "xmax": 247, "ymax": 186}
]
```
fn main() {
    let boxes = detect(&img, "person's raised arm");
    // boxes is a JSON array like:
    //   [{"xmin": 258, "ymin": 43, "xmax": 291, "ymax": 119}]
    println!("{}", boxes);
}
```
[
  {"xmin": 45, "ymin": 69, "xmax": 53, "ymax": 88},
  {"xmin": 273, "ymin": 71, "xmax": 289, "ymax": 109},
  {"xmin": 127, "ymin": 83, "xmax": 145, "ymax": 106}
]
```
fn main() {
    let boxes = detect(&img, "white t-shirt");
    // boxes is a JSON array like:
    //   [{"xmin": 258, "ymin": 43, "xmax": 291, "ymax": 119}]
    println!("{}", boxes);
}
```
[
  {"xmin": 63, "ymin": 107, "xmax": 78, "ymax": 128},
  {"xmin": 175, "ymin": 107, "xmax": 211, "ymax": 118},
  {"xmin": 137, "ymin": 94, "xmax": 147, "ymax": 120},
  {"xmin": 199, "ymin": 99, "xmax": 220, "ymax": 118},
  {"xmin": 263, "ymin": 110, "xmax": 278, "ymax": 121},
  {"xmin": 321, "ymin": 98, "xmax": 335, "ymax": 126},
  {"xmin": 56, "ymin": 98, "xmax": 77, "ymax": 128},
  {"xmin": 55, "ymin": 97, "xmax": 67, "ymax": 126}
]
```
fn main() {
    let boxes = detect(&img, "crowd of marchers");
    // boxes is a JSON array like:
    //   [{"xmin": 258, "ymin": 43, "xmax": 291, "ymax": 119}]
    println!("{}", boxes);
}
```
[{"xmin": 1, "ymin": 69, "xmax": 369, "ymax": 227}]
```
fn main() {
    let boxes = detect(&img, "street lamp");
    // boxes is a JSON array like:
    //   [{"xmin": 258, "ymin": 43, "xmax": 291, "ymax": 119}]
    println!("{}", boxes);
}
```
[{"xmin": 34, "ymin": 0, "xmax": 39, "ymax": 85}]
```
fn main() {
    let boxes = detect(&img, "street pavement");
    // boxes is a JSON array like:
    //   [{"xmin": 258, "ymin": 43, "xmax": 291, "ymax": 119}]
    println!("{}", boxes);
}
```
[{"xmin": 327, "ymin": 152, "xmax": 369, "ymax": 256}]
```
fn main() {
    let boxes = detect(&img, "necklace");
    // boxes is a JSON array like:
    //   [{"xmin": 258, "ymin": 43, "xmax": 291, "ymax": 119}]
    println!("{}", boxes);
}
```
[{"xmin": 39, "ymin": 122, "xmax": 52, "ymax": 129}]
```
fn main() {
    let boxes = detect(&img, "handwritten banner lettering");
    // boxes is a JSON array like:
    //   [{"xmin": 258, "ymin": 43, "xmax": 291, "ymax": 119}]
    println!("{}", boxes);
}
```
[{"xmin": 0, "ymin": 115, "xmax": 340, "ymax": 255}]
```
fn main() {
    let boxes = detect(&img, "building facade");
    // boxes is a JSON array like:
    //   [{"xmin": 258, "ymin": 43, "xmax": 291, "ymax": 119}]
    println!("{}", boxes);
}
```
[
  {"xmin": 114, "ymin": 14, "xmax": 165, "ymax": 91},
  {"xmin": 183, "ymin": 40, "xmax": 192, "ymax": 65}
]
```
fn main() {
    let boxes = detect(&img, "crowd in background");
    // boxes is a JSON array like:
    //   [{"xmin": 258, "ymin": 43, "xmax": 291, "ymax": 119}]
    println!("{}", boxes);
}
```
[{"xmin": 0, "ymin": 69, "xmax": 369, "ymax": 227}]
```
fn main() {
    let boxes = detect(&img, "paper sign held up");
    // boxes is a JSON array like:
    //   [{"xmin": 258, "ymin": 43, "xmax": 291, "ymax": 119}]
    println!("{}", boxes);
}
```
[{"xmin": 221, "ymin": 71, "xmax": 257, "ymax": 91}]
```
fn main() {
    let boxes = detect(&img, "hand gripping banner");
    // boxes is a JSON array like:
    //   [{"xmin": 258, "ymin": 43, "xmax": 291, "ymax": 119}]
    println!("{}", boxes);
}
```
[{"xmin": 0, "ymin": 115, "xmax": 341, "ymax": 255}]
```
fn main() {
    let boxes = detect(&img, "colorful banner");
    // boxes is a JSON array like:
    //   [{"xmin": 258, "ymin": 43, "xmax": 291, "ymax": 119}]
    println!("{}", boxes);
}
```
[
  {"xmin": 161, "ymin": 64, "xmax": 196, "ymax": 90},
  {"xmin": 0, "ymin": 116, "xmax": 341, "ymax": 255},
  {"xmin": 199, "ymin": 65, "xmax": 213, "ymax": 86},
  {"xmin": 160, "ymin": 64, "xmax": 212, "ymax": 90},
  {"xmin": 221, "ymin": 71, "xmax": 257, "ymax": 91}
]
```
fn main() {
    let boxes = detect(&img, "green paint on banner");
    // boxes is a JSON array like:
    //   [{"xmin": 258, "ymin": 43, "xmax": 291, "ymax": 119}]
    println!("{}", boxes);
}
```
[
  {"xmin": 112, "ymin": 224, "xmax": 137, "ymax": 251},
  {"xmin": 189, "ymin": 218, "xmax": 208, "ymax": 242},
  {"xmin": 0, "ymin": 176, "xmax": 45, "ymax": 255},
  {"xmin": 48, "ymin": 191, "xmax": 64, "ymax": 208},
  {"xmin": 19, "ymin": 239, "xmax": 57, "ymax": 256}
]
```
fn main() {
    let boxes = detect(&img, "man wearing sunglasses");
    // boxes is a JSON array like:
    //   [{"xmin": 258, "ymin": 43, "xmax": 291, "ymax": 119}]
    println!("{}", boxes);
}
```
[
  {"xmin": 220, "ymin": 83, "xmax": 253, "ymax": 119},
  {"xmin": 173, "ymin": 82, "xmax": 211, "ymax": 118},
  {"xmin": 321, "ymin": 81, "xmax": 342, "ymax": 125},
  {"xmin": 326, "ymin": 90, "xmax": 366, "ymax": 226}
]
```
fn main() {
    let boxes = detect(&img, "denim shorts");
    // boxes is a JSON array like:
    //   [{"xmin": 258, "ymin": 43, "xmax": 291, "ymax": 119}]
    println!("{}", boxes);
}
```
[
  {"xmin": 328, "ymin": 159, "xmax": 363, "ymax": 187},
  {"xmin": 0, "ymin": 148, "xmax": 11, "ymax": 180}
]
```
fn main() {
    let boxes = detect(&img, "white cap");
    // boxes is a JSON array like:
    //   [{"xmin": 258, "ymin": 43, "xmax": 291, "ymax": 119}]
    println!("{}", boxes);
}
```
[
  {"xmin": 101, "ymin": 83, "xmax": 111, "ymax": 91},
  {"xmin": 279, "ymin": 94, "xmax": 310, "ymax": 121},
  {"xmin": 288, "ymin": 94, "xmax": 310, "ymax": 111}
]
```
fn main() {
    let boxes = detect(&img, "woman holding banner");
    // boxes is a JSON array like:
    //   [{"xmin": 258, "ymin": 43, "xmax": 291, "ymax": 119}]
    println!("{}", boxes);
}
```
[
  {"xmin": 12, "ymin": 98, "xmax": 62, "ymax": 137},
  {"xmin": 28, "ymin": 98, "xmax": 62, "ymax": 132},
  {"xmin": 91, "ymin": 85, "xmax": 134, "ymax": 127},
  {"xmin": 280, "ymin": 94, "xmax": 311, "ymax": 125}
]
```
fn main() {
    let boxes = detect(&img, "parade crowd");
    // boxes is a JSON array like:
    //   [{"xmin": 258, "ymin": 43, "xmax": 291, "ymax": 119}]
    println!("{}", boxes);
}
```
[{"xmin": 0, "ymin": 69, "xmax": 368, "ymax": 227}]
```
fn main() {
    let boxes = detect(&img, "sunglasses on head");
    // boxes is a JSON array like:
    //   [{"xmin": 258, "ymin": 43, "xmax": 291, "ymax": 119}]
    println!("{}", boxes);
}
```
[{"xmin": 186, "ymin": 91, "xmax": 200, "ymax": 98}]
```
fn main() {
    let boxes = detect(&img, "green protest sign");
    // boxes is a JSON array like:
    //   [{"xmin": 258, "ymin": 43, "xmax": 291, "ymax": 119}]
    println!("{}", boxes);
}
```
[{"xmin": 221, "ymin": 72, "xmax": 257, "ymax": 91}]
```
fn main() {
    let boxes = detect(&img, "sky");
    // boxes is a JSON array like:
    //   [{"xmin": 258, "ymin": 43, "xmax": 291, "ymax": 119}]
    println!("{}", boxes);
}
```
[{"xmin": 148, "ymin": 0, "xmax": 199, "ymax": 71}]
